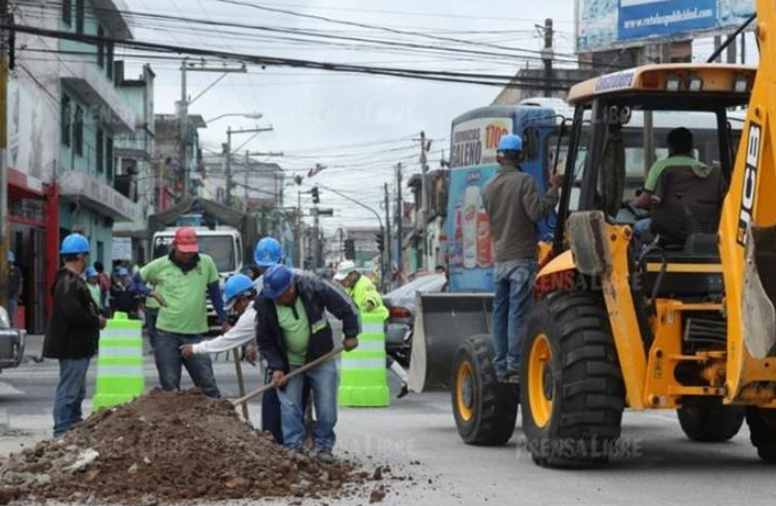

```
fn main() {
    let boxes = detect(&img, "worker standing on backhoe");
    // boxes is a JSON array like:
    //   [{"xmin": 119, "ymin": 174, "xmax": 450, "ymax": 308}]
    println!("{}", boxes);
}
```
[
  {"xmin": 334, "ymin": 260, "xmax": 410, "ymax": 397},
  {"xmin": 482, "ymin": 134, "xmax": 562, "ymax": 383}
]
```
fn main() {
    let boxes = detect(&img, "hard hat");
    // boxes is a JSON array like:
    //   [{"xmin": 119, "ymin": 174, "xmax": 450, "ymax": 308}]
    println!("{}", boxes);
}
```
[
  {"xmin": 223, "ymin": 274, "xmax": 256, "ymax": 309},
  {"xmin": 254, "ymin": 237, "xmax": 282, "ymax": 267},
  {"xmin": 85, "ymin": 266, "xmax": 98, "ymax": 278},
  {"xmin": 7, "ymin": 251, "xmax": 14, "ymax": 263},
  {"xmin": 497, "ymin": 134, "xmax": 522, "ymax": 152},
  {"xmin": 333, "ymin": 260, "xmax": 356, "ymax": 281},
  {"xmin": 261, "ymin": 264, "xmax": 294, "ymax": 299},
  {"xmin": 60, "ymin": 233, "xmax": 90, "ymax": 255},
  {"xmin": 117, "ymin": 267, "xmax": 129, "ymax": 277},
  {"xmin": 173, "ymin": 227, "xmax": 199, "ymax": 253}
]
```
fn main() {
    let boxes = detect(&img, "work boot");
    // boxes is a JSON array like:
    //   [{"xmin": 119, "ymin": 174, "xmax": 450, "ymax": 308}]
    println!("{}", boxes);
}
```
[
  {"xmin": 316, "ymin": 451, "xmax": 336, "ymax": 464},
  {"xmin": 506, "ymin": 370, "xmax": 520, "ymax": 385},
  {"xmin": 397, "ymin": 384, "xmax": 409, "ymax": 399}
]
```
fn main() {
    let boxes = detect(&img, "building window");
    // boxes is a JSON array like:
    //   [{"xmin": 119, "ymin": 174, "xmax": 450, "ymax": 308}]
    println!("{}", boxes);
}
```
[
  {"xmin": 75, "ymin": 0, "xmax": 84, "ymax": 34},
  {"xmin": 97, "ymin": 26, "xmax": 105, "ymax": 68},
  {"xmin": 62, "ymin": 0, "xmax": 72, "ymax": 25},
  {"xmin": 96, "ymin": 128, "xmax": 104, "ymax": 173},
  {"xmin": 61, "ymin": 95, "xmax": 71, "ymax": 147},
  {"xmin": 106, "ymin": 137, "xmax": 114, "ymax": 181},
  {"xmin": 106, "ymin": 43, "xmax": 114, "ymax": 80},
  {"xmin": 74, "ymin": 105, "xmax": 84, "ymax": 156}
]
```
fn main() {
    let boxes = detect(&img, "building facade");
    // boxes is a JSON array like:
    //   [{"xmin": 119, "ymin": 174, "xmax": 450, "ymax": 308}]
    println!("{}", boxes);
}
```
[{"xmin": 7, "ymin": 0, "xmax": 137, "ymax": 331}]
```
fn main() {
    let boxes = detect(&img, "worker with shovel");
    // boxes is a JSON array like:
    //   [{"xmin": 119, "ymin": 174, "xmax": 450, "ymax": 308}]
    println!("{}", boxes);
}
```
[{"xmin": 256, "ymin": 264, "xmax": 360, "ymax": 463}]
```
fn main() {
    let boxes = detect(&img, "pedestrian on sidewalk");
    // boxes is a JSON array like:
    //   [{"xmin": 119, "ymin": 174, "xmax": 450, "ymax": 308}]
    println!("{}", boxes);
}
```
[
  {"xmin": 7, "ymin": 251, "xmax": 23, "ymax": 328},
  {"xmin": 85, "ymin": 267, "xmax": 104, "ymax": 316},
  {"xmin": 256, "ymin": 264, "xmax": 360, "ymax": 462},
  {"xmin": 93, "ymin": 261, "xmax": 111, "ymax": 310},
  {"xmin": 43, "ymin": 234, "xmax": 106, "ymax": 438},
  {"xmin": 134, "ymin": 227, "xmax": 228, "ymax": 399},
  {"xmin": 110, "ymin": 267, "xmax": 140, "ymax": 319}
]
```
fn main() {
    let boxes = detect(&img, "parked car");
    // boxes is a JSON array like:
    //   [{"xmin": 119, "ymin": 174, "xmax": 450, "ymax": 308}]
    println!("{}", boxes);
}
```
[
  {"xmin": 383, "ymin": 274, "xmax": 447, "ymax": 367},
  {"xmin": 0, "ymin": 306, "xmax": 26, "ymax": 373}
]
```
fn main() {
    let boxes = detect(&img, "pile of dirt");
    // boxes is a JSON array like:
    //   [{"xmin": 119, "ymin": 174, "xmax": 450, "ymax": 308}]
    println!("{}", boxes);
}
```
[{"xmin": 0, "ymin": 389, "xmax": 381, "ymax": 504}]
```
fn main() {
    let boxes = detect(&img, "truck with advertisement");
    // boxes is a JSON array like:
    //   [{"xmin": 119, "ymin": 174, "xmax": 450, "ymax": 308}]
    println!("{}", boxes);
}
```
[{"xmin": 408, "ymin": 101, "xmax": 561, "ymax": 392}]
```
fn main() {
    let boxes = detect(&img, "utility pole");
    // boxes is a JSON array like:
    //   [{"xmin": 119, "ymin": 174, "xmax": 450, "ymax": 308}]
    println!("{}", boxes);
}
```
[
  {"xmin": 542, "ymin": 18, "xmax": 553, "ymax": 98},
  {"xmin": 395, "ymin": 162, "xmax": 403, "ymax": 282},
  {"xmin": 384, "ymin": 182, "xmax": 392, "ymax": 283},
  {"xmin": 244, "ymin": 150, "xmax": 249, "ymax": 212},
  {"xmin": 0, "ymin": 0, "xmax": 9, "ymax": 310},
  {"xmin": 312, "ymin": 207, "xmax": 320, "ymax": 269},
  {"xmin": 418, "ymin": 132, "xmax": 431, "ymax": 272},
  {"xmin": 338, "ymin": 228, "xmax": 344, "ymax": 262},
  {"xmin": 741, "ymin": 31, "xmax": 746, "ymax": 64},
  {"xmin": 297, "ymin": 191, "xmax": 302, "ymax": 267},
  {"xmin": 179, "ymin": 59, "xmax": 189, "ymax": 198},
  {"xmin": 225, "ymin": 126, "xmax": 273, "ymax": 206}
]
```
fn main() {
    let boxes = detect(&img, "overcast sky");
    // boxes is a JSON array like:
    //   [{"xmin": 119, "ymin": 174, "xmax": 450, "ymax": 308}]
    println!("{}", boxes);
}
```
[{"xmin": 119, "ymin": 0, "xmax": 757, "ymax": 231}]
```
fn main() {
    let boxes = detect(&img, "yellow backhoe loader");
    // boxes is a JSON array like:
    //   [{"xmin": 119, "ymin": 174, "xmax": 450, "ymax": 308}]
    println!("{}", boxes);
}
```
[{"xmin": 451, "ymin": 0, "xmax": 776, "ymax": 466}]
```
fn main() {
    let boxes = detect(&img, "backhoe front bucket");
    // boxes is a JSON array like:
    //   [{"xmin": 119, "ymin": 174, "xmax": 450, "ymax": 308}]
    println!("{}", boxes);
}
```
[
  {"xmin": 743, "ymin": 224, "xmax": 776, "ymax": 359},
  {"xmin": 408, "ymin": 293, "xmax": 493, "ymax": 392}
]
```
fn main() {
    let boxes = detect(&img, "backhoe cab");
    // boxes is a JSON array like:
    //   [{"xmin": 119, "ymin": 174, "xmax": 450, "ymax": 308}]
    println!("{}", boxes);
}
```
[{"xmin": 522, "ymin": 54, "xmax": 776, "ymax": 467}]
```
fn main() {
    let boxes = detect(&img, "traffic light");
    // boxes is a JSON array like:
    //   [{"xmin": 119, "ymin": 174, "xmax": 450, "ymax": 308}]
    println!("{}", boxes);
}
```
[
  {"xmin": 344, "ymin": 239, "xmax": 356, "ymax": 260},
  {"xmin": 375, "ymin": 232, "xmax": 384, "ymax": 252},
  {"xmin": 311, "ymin": 186, "xmax": 320, "ymax": 204}
]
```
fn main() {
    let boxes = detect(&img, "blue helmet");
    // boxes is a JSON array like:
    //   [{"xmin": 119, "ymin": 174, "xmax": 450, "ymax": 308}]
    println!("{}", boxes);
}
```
[
  {"xmin": 117, "ymin": 267, "xmax": 129, "ymax": 277},
  {"xmin": 7, "ymin": 251, "xmax": 15, "ymax": 263},
  {"xmin": 223, "ymin": 274, "xmax": 256, "ymax": 309},
  {"xmin": 60, "ymin": 233, "xmax": 90, "ymax": 255},
  {"xmin": 85, "ymin": 266, "xmax": 98, "ymax": 278},
  {"xmin": 262, "ymin": 264, "xmax": 293, "ymax": 299},
  {"xmin": 497, "ymin": 134, "xmax": 522, "ymax": 152},
  {"xmin": 254, "ymin": 237, "xmax": 282, "ymax": 267}
]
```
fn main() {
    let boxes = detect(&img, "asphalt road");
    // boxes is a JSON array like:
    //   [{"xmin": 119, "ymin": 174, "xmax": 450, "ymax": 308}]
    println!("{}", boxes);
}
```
[{"xmin": 2, "ymin": 336, "xmax": 775, "ymax": 506}]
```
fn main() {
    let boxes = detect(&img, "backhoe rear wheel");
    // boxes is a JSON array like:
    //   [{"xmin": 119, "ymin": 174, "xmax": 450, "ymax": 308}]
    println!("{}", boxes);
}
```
[
  {"xmin": 677, "ymin": 397, "xmax": 744, "ymax": 442},
  {"xmin": 452, "ymin": 335, "xmax": 519, "ymax": 445},
  {"xmin": 521, "ymin": 292, "xmax": 625, "ymax": 468},
  {"xmin": 746, "ymin": 407, "xmax": 776, "ymax": 463}
]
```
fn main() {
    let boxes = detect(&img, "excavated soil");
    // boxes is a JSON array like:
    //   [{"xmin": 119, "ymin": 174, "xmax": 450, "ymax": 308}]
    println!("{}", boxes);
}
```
[{"xmin": 0, "ymin": 389, "xmax": 392, "ymax": 504}]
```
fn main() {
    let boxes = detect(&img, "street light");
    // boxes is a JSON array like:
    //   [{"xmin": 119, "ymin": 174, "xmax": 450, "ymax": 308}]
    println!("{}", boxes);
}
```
[{"xmin": 204, "ymin": 112, "xmax": 263, "ymax": 124}]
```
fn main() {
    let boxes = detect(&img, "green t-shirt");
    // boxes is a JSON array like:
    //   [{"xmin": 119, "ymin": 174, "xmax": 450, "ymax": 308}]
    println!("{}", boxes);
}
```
[
  {"xmin": 275, "ymin": 296, "xmax": 311, "ymax": 366},
  {"xmin": 140, "ymin": 254, "xmax": 219, "ymax": 335},
  {"xmin": 87, "ymin": 282, "xmax": 102, "ymax": 310},
  {"xmin": 644, "ymin": 155, "xmax": 701, "ymax": 193},
  {"xmin": 145, "ymin": 283, "xmax": 160, "ymax": 310}
]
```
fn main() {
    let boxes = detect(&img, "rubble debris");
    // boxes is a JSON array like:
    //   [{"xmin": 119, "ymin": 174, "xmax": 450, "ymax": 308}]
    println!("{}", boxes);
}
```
[{"xmin": 0, "ymin": 389, "xmax": 395, "ymax": 504}]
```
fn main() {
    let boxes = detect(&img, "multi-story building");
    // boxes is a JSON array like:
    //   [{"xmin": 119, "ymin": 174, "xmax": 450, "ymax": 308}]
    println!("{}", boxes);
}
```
[
  {"xmin": 154, "ymin": 113, "xmax": 207, "ymax": 205},
  {"xmin": 113, "ymin": 63, "xmax": 156, "ymax": 264},
  {"xmin": 7, "ymin": 0, "xmax": 138, "ymax": 330}
]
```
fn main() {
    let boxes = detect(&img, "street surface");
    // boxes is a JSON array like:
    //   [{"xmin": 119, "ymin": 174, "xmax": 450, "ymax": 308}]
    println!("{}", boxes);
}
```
[{"xmin": 1, "ymin": 336, "xmax": 775, "ymax": 506}]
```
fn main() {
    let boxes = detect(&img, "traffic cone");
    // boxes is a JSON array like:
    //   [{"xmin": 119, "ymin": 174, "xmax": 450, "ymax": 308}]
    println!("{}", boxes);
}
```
[
  {"xmin": 338, "ymin": 312, "xmax": 390, "ymax": 407},
  {"xmin": 93, "ymin": 312, "xmax": 145, "ymax": 410}
]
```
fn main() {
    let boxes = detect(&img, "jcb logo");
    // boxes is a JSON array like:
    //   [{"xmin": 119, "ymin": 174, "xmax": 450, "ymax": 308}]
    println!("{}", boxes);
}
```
[{"xmin": 737, "ymin": 123, "xmax": 761, "ymax": 246}]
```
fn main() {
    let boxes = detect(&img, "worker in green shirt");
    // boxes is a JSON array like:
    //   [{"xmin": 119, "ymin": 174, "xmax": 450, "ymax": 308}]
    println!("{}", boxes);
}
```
[
  {"xmin": 85, "ymin": 267, "xmax": 103, "ymax": 315},
  {"xmin": 134, "ymin": 227, "xmax": 229, "ymax": 398},
  {"xmin": 334, "ymin": 260, "xmax": 409, "ymax": 398}
]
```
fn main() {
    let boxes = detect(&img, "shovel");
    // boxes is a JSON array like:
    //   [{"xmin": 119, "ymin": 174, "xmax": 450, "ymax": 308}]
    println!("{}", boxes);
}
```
[{"xmin": 233, "ymin": 346, "xmax": 344, "ymax": 407}]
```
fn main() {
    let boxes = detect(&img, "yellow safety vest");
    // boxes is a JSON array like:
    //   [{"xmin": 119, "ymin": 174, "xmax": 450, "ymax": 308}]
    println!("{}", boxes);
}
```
[{"xmin": 348, "ymin": 275, "xmax": 389, "ymax": 321}]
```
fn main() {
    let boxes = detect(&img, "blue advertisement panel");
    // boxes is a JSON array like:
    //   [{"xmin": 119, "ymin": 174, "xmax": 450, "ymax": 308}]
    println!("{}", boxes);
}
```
[
  {"xmin": 447, "ymin": 164, "xmax": 499, "ymax": 292},
  {"xmin": 619, "ymin": 0, "xmax": 717, "ymax": 41},
  {"xmin": 576, "ymin": 0, "xmax": 755, "ymax": 52}
]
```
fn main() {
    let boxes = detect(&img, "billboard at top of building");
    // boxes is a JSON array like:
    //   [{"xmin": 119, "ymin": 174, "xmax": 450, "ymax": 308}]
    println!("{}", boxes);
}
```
[{"xmin": 576, "ymin": 0, "xmax": 755, "ymax": 53}]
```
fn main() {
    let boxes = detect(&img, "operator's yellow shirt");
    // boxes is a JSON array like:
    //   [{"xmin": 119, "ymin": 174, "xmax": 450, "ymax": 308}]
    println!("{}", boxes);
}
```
[{"xmin": 348, "ymin": 275, "xmax": 389, "ymax": 321}]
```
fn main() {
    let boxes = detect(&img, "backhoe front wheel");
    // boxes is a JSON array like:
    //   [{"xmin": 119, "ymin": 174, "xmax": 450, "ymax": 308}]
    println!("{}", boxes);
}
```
[
  {"xmin": 677, "ymin": 397, "xmax": 744, "ymax": 442},
  {"xmin": 746, "ymin": 407, "xmax": 776, "ymax": 463},
  {"xmin": 521, "ymin": 292, "xmax": 625, "ymax": 468},
  {"xmin": 452, "ymin": 335, "xmax": 519, "ymax": 445}
]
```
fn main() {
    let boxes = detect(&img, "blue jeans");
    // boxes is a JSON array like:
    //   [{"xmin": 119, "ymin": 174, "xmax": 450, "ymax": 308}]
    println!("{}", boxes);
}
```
[
  {"xmin": 277, "ymin": 359, "xmax": 338, "ymax": 452},
  {"xmin": 492, "ymin": 259, "xmax": 537, "ymax": 376},
  {"xmin": 154, "ymin": 331, "xmax": 221, "ymax": 398},
  {"xmin": 145, "ymin": 309, "xmax": 159, "ymax": 350},
  {"xmin": 53, "ymin": 358, "xmax": 90, "ymax": 438},
  {"xmin": 7, "ymin": 299, "xmax": 17, "ymax": 328}
]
